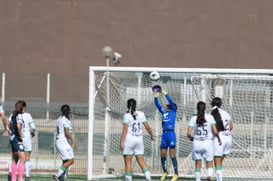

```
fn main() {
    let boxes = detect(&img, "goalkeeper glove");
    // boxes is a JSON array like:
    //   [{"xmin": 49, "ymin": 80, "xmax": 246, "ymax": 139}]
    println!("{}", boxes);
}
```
[
  {"xmin": 153, "ymin": 92, "xmax": 159, "ymax": 97},
  {"xmin": 161, "ymin": 89, "xmax": 167, "ymax": 95},
  {"xmin": 152, "ymin": 85, "xmax": 162, "ymax": 92}
]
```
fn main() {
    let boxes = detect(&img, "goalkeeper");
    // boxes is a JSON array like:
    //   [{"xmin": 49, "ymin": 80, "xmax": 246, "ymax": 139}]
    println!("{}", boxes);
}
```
[{"xmin": 153, "ymin": 85, "xmax": 179, "ymax": 181}]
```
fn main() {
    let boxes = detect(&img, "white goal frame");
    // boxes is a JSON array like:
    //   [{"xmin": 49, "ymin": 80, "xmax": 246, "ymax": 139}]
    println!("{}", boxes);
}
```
[{"xmin": 88, "ymin": 66, "xmax": 273, "ymax": 180}]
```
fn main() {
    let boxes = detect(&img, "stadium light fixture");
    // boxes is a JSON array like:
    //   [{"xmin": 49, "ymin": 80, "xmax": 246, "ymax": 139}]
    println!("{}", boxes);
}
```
[{"xmin": 102, "ymin": 46, "xmax": 113, "ymax": 58}]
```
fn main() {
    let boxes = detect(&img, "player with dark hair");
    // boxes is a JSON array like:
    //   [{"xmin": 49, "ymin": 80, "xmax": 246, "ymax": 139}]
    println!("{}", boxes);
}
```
[
  {"xmin": 211, "ymin": 97, "xmax": 233, "ymax": 181},
  {"xmin": 53, "ymin": 104, "xmax": 77, "ymax": 181},
  {"xmin": 8, "ymin": 100, "xmax": 36, "ymax": 181},
  {"xmin": 153, "ymin": 85, "xmax": 179, "ymax": 181},
  {"xmin": 9, "ymin": 100, "xmax": 25, "ymax": 181},
  {"xmin": 0, "ymin": 103, "xmax": 9, "ymax": 136},
  {"xmin": 120, "ymin": 98, "xmax": 154, "ymax": 181},
  {"xmin": 187, "ymin": 101, "xmax": 221, "ymax": 181}
]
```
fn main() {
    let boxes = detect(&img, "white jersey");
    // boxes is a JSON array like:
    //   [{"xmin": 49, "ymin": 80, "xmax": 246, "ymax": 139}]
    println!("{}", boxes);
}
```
[
  {"xmin": 0, "ymin": 104, "xmax": 5, "ymax": 129},
  {"xmin": 217, "ymin": 108, "xmax": 232, "ymax": 135},
  {"xmin": 213, "ymin": 108, "xmax": 232, "ymax": 156},
  {"xmin": 189, "ymin": 113, "xmax": 216, "ymax": 141},
  {"xmin": 55, "ymin": 115, "xmax": 74, "ymax": 160},
  {"xmin": 8, "ymin": 112, "xmax": 36, "ymax": 138},
  {"xmin": 8, "ymin": 112, "xmax": 35, "ymax": 151},
  {"xmin": 0, "ymin": 104, "xmax": 4, "ymax": 113},
  {"xmin": 22, "ymin": 112, "xmax": 35, "ymax": 140},
  {"xmin": 122, "ymin": 111, "xmax": 147, "ymax": 155},
  {"xmin": 123, "ymin": 111, "xmax": 146, "ymax": 136},
  {"xmin": 56, "ymin": 115, "xmax": 73, "ymax": 142},
  {"xmin": 189, "ymin": 113, "xmax": 216, "ymax": 161}
]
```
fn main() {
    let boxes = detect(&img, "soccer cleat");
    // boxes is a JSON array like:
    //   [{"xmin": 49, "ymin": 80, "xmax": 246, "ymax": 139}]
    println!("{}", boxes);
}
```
[
  {"xmin": 160, "ymin": 172, "xmax": 168, "ymax": 181},
  {"xmin": 171, "ymin": 174, "xmax": 179, "ymax": 181},
  {"xmin": 7, "ymin": 174, "xmax": 11, "ymax": 181},
  {"xmin": 53, "ymin": 174, "xmax": 60, "ymax": 181},
  {"xmin": 59, "ymin": 172, "xmax": 65, "ymax": 181}
]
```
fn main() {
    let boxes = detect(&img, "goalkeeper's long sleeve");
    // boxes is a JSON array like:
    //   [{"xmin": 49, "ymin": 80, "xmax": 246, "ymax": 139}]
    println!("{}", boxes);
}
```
[
  {"xmin": 154, "ymin": 97, "xmax": 164, "ymax": 114},
  {"xmin": 165, "ymin": 93, "xmax": 177, "ymax": 111}
]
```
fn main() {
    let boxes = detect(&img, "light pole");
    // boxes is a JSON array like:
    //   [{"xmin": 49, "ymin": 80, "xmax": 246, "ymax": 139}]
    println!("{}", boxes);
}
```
[
  {"xmin": 102, "ymin": 46, "xmax": 113, "ymax": 174},
  {"xmin": 102, "ymin": 46, "xmax": 113, "ymax": 109}
]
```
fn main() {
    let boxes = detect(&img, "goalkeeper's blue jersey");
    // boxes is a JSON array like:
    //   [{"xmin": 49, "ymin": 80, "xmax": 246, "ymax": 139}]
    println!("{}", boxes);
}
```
[{"xmin": 154, "ymin": 94, "xmax": 177, "ymax": 131}]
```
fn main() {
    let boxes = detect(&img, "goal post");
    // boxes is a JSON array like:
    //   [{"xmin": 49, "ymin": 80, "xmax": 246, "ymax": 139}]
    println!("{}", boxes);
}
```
[{"xmin": 88, "ymin": 66, "xmax": 273, "ymax": 180}]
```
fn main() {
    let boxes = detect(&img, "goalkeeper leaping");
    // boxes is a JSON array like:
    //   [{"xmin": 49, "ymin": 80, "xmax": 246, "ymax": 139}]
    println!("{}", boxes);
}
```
[{"xmin": 152, "ymin": 85, "xmax": 179, "ymax": 181}]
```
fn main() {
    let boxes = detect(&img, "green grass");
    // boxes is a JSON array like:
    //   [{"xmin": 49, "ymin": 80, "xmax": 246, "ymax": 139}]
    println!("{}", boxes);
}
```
[
  {"xmin": 0, "ymin": 174, "xmax": 269, "ymax": 181},
  {"xmin": 0, "ymin": 174, "xmax": 87, "ymax": 181},
  {"xmin": 0, "ymin": 174, "xmax": 198, "ymax": 181}
]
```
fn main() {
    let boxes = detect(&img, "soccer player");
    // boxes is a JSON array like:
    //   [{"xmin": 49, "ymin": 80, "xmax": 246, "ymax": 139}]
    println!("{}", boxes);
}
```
[
  {"xmin": 211, "ymin": 97, "xmax": 233, "ymax": 181},
  {"xmin": 187, "ymin": 101, "xmax": 221, "ymax": 181},
  {"xmin": 21, "ymin": 101, "xmax": 36, "ymax": 181},
  {"xmin": 120, "ymin": 98, "xmax": 154, "ymax": 181},
  {"xmin": 53, "ymin": 104, "xmax": 77, "ymax": 181},
  {"xmin": 0, "ymin": 103, "xmax": 9, "ymax": 137},
  {"xmin": 153, "ymin": 85, "xmax": 179, "ymax": 181},
  {"xmin": 9, "ymin": 100, "xmax": 26, "ymax": 181},
  {"xmin": 8, "ymin": 101, "xmax": 36, "ymax": 181}
]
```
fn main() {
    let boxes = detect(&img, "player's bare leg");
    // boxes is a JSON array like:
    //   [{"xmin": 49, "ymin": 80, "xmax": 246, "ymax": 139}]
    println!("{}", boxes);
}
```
[{"xmin": 136, "ymin": 155, "xmax": 151, "ymax": 181}]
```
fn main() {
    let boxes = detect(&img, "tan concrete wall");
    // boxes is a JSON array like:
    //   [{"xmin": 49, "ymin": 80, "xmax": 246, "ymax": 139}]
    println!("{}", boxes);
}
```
[
  {"xmin": 1, "ymin": 0, "xmax": 273, "ymax": 74},
  {"xmin": 1, "ymin": 0, "xmax": 273, "ymax": 102}
]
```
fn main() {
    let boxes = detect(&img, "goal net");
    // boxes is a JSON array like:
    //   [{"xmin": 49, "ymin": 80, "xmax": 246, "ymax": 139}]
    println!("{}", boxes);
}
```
[{"xmin": 88, "ymin": 66, "xmax": 273, "ymax": 180}]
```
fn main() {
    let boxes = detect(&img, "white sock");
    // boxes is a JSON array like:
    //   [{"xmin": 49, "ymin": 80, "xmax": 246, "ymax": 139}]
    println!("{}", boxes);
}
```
[
  {"xmin": 8, "ymin": 162, "xmax": 11, "ymax": 174},
  {"xmin": 216, "ymin": 169, "xmax": 222, "ymax": 181},
  {"xmin": 25, "ymin": 160, "xmax": 31, "ymax": 177},
  {"xmin": 195, "ymin": 171, "xmax": 201, "ymax": 181},
  {"xmin": 57, "ymin": 166, "xmax": 66, "ymax": 177},
  {"xmin": 144, "ymin": 170, "xmax": 151, "ymax": 181},
  {"xmin": 125, "ymin": 174, "xmax": 132, "ymax": 181},
  {"xmin": 207, "ymin": 167, "xmax": 213, "ymax": 178}
]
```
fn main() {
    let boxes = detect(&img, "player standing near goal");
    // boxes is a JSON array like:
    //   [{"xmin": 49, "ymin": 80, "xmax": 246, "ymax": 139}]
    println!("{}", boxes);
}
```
[
  {"xmin": 7, "ymin": 100, "xmax": 36, "ymax": 181},
  {"xmin": 9, "ymin": 100, "xmax": 26, "ymax": 181},
  {"xmin": 0, "ymin": 103, "xmax": 9, "ymax": 137},
  {"xmin": 21, "ymin": 101, "xmax": 36, "ymax": 181},
  {"xmin": 120, "ymin": 98, "xmax": 154, "ymax": 181},
  {"xmin": 211, "ymin": 97, "xmax": 233, "ymax": 181},
  {"xmin": 153, "ymin": 85, "xmax": 179, "ymax": 181},
  {"xmin": 187, "ymin": 101, "xmax": 221, "ymax": 181},
  {"xmin": 53, "ymin": 104, "xmax": 77, "ymax": 181}
]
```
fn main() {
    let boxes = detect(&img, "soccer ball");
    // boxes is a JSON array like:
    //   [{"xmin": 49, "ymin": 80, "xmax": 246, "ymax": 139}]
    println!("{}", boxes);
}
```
[{"xmin": 149, "ymin": 71, "xmax": 160, "ymax": 81}]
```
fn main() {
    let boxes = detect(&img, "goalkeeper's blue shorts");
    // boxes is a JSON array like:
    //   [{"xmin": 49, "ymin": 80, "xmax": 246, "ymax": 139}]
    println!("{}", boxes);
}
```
[{"xmin": 160, "ymin": 131, "xmax": 176, "ymax": 149}]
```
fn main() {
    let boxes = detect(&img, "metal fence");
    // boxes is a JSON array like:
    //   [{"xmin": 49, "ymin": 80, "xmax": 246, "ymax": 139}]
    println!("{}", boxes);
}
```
[
  {"xmin": 0, "ymin": 72, "xmax": 88, "ymax": 103},
  {"xmin": 0, "ymin": 72, "xmax": 89, "ymax": 176}
]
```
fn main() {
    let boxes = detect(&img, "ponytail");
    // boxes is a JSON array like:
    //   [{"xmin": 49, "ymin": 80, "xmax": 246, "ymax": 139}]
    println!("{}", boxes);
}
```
[
  {"xmin": 127, "ymin": 98, "xmax": 137, "ymax": 120},
  {"xmin": 211, "ymin": 97, "xmax": 225, "ymax": 131},
  {"xmin": 211, "ymin": 107, "xmax": 225, "ymax": 131},
  {"xmin": 196, "ymin": 101, "xmax": 206, "ymax": 125}
]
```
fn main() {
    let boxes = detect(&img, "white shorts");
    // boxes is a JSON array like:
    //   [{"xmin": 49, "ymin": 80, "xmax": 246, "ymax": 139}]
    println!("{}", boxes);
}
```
[
  {"xmin": 192, "ymin": 139, "xmax": 214, "ymax": 162},
  {"xmin": 23, "ymin": 138, "xmax": 32, "ymax": 152},
  {"xmin": 214, "ymin": 133, "xmax": 232, "ymax": 156},
  {"xmin": 123, "ymin": 134, "xmax": 144, "ymax": 155},
  {"xmin": 55, "ymin": 139, "xmax": 74, "ymax": 160}
]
